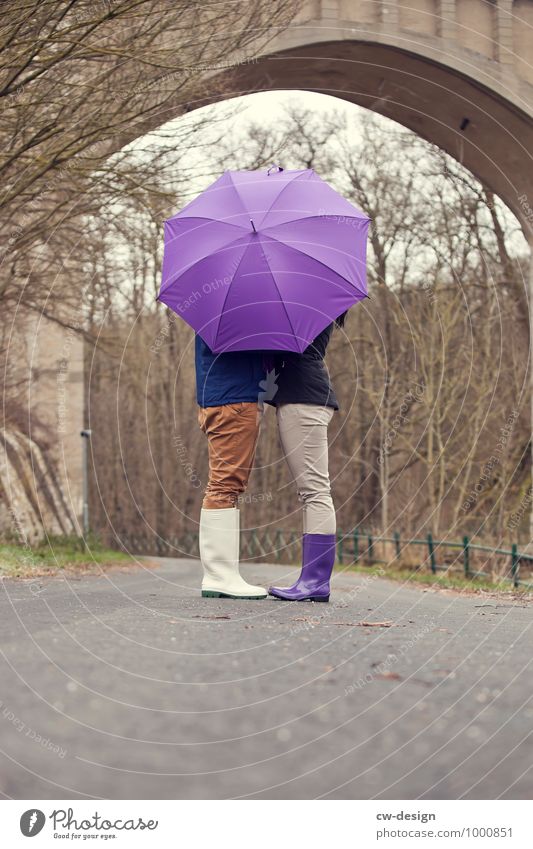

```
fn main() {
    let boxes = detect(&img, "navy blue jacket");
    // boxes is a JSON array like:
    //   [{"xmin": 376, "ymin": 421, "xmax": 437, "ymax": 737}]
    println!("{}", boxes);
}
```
[{"xmin": 195, "ymin": 335, "xmax": 267, "ymax": 408}]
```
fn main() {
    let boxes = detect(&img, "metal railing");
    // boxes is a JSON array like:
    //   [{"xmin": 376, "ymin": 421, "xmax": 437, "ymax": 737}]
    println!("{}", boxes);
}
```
[
  {"xmin": 121, "ymin": 529, "xmax": 300, "ymax": 563},
  {"xmin": 337, "ymin": 529, "xmax": 533, "ymax": 589},
  {"xmin": 122, "ymin": 527, "xmax": 533, "ymax": 589}
]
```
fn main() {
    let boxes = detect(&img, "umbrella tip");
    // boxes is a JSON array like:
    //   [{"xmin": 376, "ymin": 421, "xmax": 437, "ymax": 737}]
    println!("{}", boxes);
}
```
[{"xmin": 250, "ymin": 218, "xmax": 257, "ymax": 233}]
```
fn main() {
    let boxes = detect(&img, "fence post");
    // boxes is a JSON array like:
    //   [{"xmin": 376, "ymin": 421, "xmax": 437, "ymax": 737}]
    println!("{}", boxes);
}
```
[
  {"xmin": 394, "ymin": 530, "xmax": 401, "ymax": 559},
  {"xmin": 275, "ymin": 530, "xmax": 282, "ymax": 562},
  {"xmin": 368, "ymin": 533, "xmax": 373, "ymax": 564},
  {"xmin": 337, "ymin": 532, "xmax": 344, "ymax": 565},
  {"xmin": 511, "ymin": 543, "xmax": 519, "ymax": 587},
  {"xmin": 428, "ymin": 532, "xmax": 436, "ymax": 574},
  {"xmin": 463, "ymin": 535, "xmax": 470, "ymax": 576},
  {"xmin": 353, "ymin": 528, "xmax": 359, "ymax": 562}
]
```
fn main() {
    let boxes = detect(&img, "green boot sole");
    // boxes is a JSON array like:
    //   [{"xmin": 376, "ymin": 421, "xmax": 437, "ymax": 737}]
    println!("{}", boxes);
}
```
[{"xmin": 201, "ymin": 590, "xmax": 267, "ymax": 600}]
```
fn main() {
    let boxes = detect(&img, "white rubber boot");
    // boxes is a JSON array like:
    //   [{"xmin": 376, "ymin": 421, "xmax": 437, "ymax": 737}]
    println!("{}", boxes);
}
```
[{"xmin": 200, "ymin": 507, "xmax": 267, "ymax": 599}]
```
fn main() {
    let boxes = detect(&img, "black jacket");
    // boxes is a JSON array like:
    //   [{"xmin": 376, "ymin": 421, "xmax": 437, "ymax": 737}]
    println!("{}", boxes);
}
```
[{"xmin": 267, "ymin": 323, "xmax": 339, "ymax": 410}]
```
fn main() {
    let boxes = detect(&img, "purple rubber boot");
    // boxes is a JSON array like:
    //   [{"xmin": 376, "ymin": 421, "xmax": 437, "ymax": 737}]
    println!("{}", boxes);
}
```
[{"xmin": 269, "ymin": 533, "xmax": 336, "ymax": 602}]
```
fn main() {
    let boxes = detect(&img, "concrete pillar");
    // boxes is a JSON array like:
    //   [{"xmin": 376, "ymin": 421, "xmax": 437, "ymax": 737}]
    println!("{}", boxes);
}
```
[
  {"xmin": 438, "ymin": 0, "xmax": 457, "ymax": 40},
  {"xmin": 30, "ymin": 313, "xmax": 85, "ymax": 534}
]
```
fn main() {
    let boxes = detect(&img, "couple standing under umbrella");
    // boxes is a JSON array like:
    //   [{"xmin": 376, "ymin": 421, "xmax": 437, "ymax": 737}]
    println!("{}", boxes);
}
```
[
  {"xmin": 158, "ymin": 167, "xmax": 370, "ymax": 603},
  {"xmin": 195, "ymin": 311, "xmax": 346, "ymax": 601}
]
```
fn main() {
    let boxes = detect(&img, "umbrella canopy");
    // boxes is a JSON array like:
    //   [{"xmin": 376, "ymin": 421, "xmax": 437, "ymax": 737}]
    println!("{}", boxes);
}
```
[{"xmin": 157, "ymin": 168, "xmax": 370, "ymax": 352}]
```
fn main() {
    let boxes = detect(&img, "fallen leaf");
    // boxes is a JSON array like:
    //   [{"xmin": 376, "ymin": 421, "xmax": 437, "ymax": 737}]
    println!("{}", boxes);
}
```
[
  {"xmin": 192, "ymin": 614, "xmax": 231, "ymax": 620},
  {"xmin": 329, "ymin": 622, "xmax": 358, "ymax": 626},
  {"xmin": 358, "ymin": 620, "xmax": 396, "ymax": 628},
  {"xmin": 329, "ymin": 620, "xmax": 396, "ymax": 627},
  {"xmin": 375, "ymin": 671, "xmax": 402, "ymax": 680},
  {"xmin": 292, "ymin": 616, "xmax": 320, "ymax": 624}
]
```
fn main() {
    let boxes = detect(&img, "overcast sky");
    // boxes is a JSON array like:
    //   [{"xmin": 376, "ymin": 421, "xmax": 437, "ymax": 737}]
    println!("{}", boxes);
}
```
[
  {"xmin": 127, "ymin": 89, "xmax": 368, "ymax": 196},
  {"xmin": 123, "ymin": 88, "xmax": 523, "ymax": 253}
]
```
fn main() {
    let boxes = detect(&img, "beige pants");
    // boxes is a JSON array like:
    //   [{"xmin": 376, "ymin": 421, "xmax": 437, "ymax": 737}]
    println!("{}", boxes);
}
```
[{"xmin": 276, "ymin": 403, "xmax": 336, "ymax": 535}]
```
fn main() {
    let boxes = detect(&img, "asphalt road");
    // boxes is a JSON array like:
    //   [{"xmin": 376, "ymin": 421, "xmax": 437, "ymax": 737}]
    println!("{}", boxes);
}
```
[{"xmin": 0, "ymin": 558, "xmax": 532, "ymax": 800}]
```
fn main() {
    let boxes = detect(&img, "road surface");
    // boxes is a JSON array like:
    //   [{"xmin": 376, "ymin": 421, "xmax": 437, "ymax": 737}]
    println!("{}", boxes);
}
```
[{"xmin": 0, "ymin": 558, "xmax": 531, "ymax": 799}]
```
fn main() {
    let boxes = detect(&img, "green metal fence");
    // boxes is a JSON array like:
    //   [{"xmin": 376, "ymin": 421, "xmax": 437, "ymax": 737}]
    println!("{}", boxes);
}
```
[
  {"xmin": 336, "ymin": 528, "xmax": 533, "ymax": 589},
  {"xmin": 123, "ymin": 527, "xmax": 533, "ymax": 589},
  {"xmin": 123, "ymin": 529, "xmax": 301, "ymax": 564}
]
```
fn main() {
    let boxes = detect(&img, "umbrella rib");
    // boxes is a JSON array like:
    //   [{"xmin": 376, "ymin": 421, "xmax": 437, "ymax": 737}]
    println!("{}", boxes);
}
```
[
  {"xmin": 257, "ymin": 239, "xmax": 300, "ymax": 351},
  {"xmin": 227, "ymin": 171, "xmax": 258, "ymax": 220},
  {"xmin": 261, "ymin": 212, "xmax": 369, "ymax": 228},
  {"xmin": 258, "ymin": 169, "xmax": 310, "ymax": 228},
  {"xmin": 261, "ymin": 232, "xmax": 368, "ymax": 298},
  {"xmin": 160, "ymin": 231, "xmax": 250, "ymax": 297},
  {"xmin": 212, "ymin": 238, "xmax": 253, "ymax": 350},
  {"xmin": 170, "ymin": 215, "xmax": 248, "ymax": 231}
]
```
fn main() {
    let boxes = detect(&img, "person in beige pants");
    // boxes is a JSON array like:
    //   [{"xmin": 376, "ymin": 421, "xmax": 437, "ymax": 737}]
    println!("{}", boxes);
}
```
[
  {"xmin": 276, "ymin": 404, "xmax": 336, "ymax": 535},
  {"xmin": 268, "ymin": 315, "xmax": 345, "ymax": 602}
]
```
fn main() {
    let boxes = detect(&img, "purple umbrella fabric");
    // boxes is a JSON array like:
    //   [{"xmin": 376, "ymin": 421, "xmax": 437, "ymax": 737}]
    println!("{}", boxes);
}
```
[{"xmin": 158, "ymin": 168, "xmax": 370, "ymax": 352}]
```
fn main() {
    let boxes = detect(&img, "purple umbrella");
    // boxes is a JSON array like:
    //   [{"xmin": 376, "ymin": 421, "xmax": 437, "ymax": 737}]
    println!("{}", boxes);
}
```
[{"xmin": 157, "ymin": 167, "xmax": 370, "ymax": 352}]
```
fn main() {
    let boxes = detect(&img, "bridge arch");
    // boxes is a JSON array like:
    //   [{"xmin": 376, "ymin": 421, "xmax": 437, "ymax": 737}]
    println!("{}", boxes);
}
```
[{"xmin": 113, "ymin": 0, "xmax": 533, "ymax": 230}]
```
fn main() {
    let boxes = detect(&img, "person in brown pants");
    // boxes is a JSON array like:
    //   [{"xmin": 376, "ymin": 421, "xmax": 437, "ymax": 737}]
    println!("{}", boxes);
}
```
[
  {"xmin": 198, "ymin": 403, "xmax": 262, "ymax": 510},
  {"xmin": 195, "ymin": 335, "xmax": 270, "ymax": 599}
]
